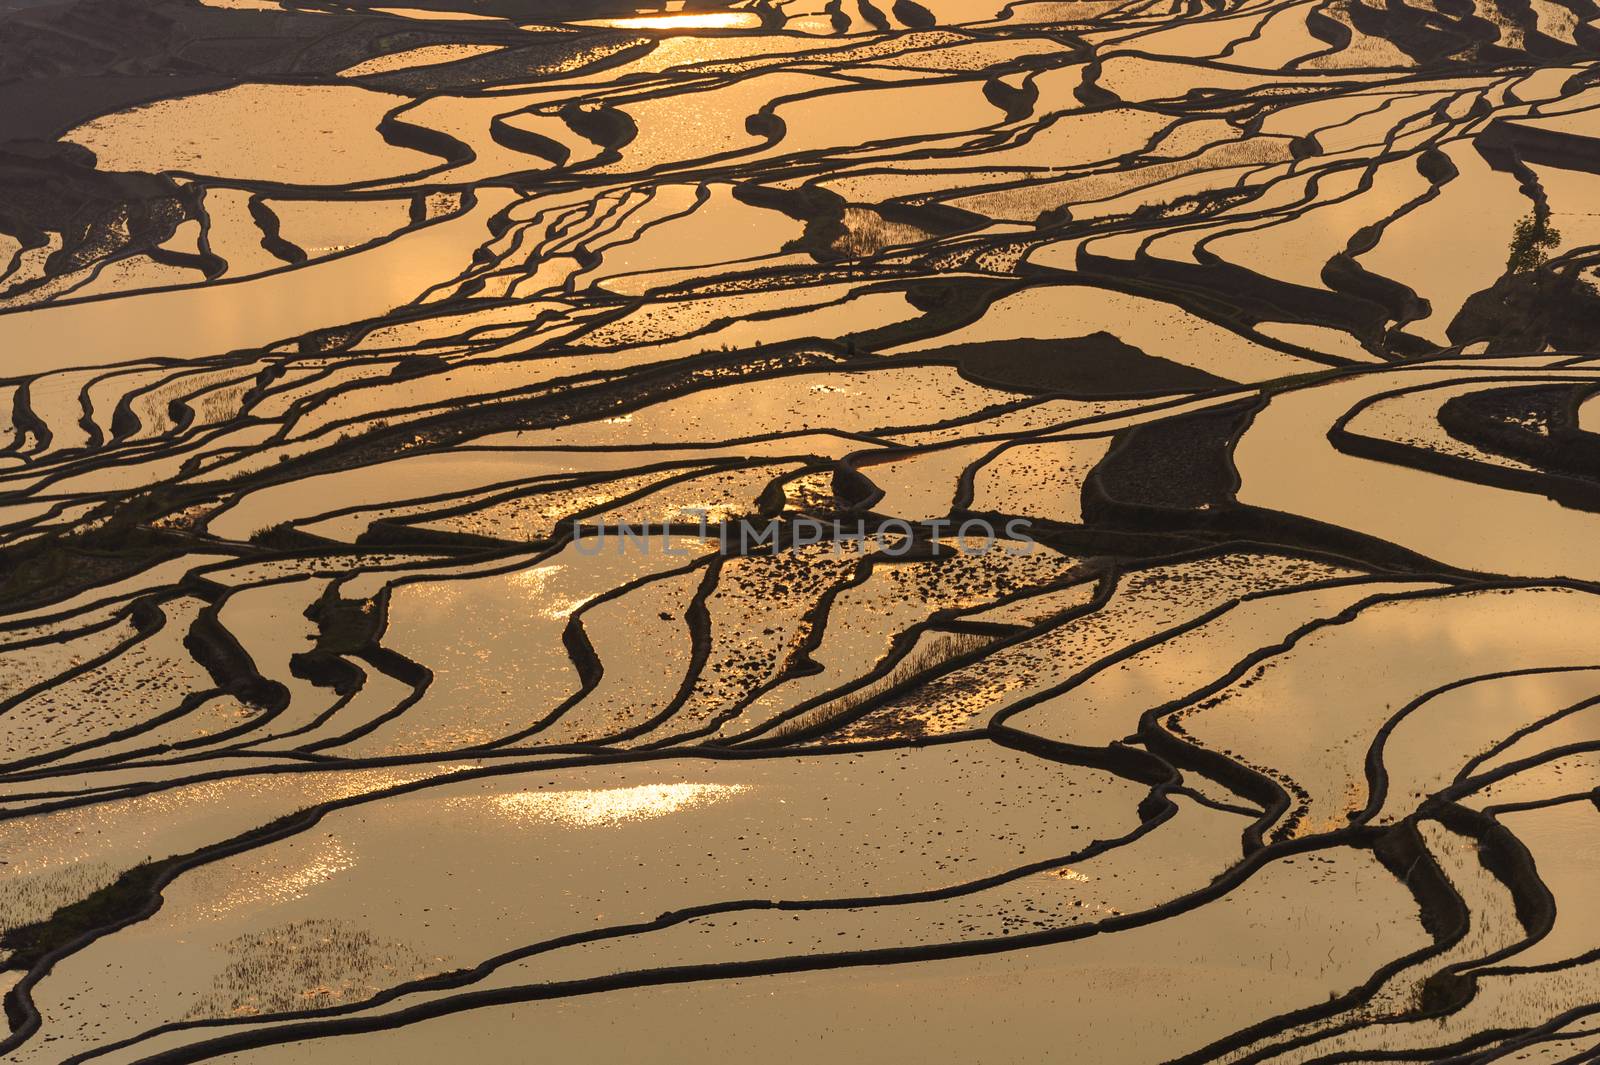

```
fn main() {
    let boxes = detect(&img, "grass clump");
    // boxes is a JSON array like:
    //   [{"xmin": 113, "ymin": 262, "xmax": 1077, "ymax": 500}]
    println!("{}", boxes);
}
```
[{"xmin": 767, "ymin": 630, "xmax": 996, "ymax": 742}]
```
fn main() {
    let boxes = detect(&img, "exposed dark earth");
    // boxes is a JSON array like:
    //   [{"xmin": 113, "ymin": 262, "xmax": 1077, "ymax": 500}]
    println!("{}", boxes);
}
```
[{"xmin": 3, "ymin": 0, "xmax": 1600, "ymax": 1061}]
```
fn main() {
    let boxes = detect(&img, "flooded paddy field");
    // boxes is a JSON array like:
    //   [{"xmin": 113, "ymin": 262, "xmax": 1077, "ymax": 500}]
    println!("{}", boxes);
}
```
[{"xmin": 2, "ymin": 0, "xmax": 1600, "ymax": 1059}]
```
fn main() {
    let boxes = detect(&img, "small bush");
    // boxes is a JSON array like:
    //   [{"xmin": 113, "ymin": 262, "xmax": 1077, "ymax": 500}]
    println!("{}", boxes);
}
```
[{"xmin": 1506, "ymin": 212, "xmax": 1561, "ymax": 274}]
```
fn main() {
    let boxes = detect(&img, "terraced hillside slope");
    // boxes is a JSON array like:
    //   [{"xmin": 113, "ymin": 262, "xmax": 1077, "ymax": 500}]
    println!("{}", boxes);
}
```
[{"xmin": 3, "ymin": 0, "xmax": 1600, "ymax": 1060}]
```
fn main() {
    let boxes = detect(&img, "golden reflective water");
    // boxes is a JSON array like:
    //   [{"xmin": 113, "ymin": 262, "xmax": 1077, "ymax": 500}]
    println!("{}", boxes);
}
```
[
  {"xmin": 451, "ymin": 782, "xmax": 751, "ymax": 828},
  {"xmin": 3, "ymin": 0, "xmax": 1600, "ymax": 1060},
  {"xmin": 579, "ymin": 13, "xmax": 765, "ymax": 31},
  {"xmin": 191, "ymin": 842, "xmax": 358, "ymax": 920}
]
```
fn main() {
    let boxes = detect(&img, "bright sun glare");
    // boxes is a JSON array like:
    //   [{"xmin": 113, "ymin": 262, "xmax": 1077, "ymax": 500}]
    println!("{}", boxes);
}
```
[{"xmin": 582, "ymin": 12, "xmax": 763, "ymax": 30}]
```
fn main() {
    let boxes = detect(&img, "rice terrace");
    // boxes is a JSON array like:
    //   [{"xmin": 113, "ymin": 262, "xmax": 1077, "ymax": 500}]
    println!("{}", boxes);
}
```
[{"xmin": 1, "ymin": 0, "xmax": 1600, "ymax": 1060}]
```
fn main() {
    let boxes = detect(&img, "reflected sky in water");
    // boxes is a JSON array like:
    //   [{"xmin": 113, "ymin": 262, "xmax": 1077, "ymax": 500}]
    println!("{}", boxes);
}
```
[
  {"xmin": 581, "ymin": 13, "xmax": 764, "ymax": 31},
  {"xmin": 454, "ymin": 782, "xmax": 751, "ymax": 828}
]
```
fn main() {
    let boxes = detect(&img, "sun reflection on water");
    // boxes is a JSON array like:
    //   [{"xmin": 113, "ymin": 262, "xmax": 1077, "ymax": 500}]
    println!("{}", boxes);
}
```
[
  {"xmin": 195, "ymin": 842, "xmax": 356, "ymax": 919},
  {"xmin": 580, "ymin": 13, "xmax": 763, "ymax": 31},
  {"xmin": 455, "ymin": 782, "xmax": 749, "ymax": 828}
]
